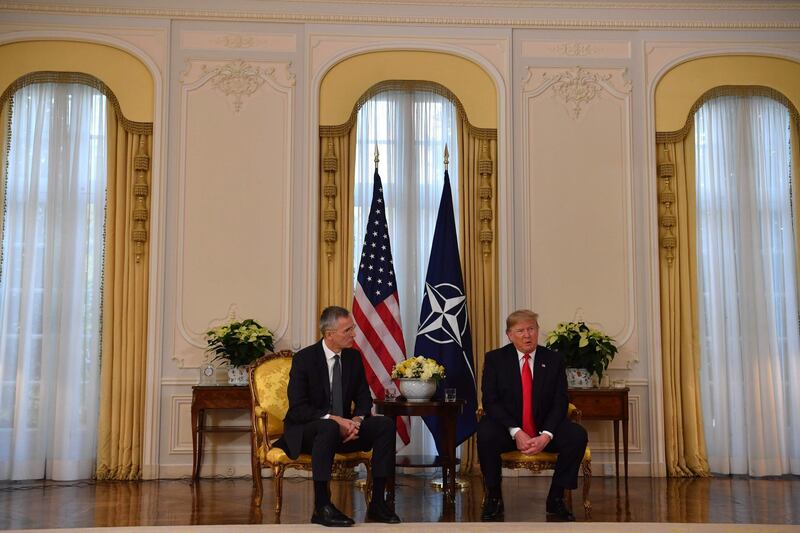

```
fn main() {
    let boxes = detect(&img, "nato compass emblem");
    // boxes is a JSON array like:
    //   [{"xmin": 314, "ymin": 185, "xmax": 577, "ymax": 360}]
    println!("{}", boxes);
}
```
[{"xmin": 416, "ymin": 282, "xmax": 468, "ymax": 346}]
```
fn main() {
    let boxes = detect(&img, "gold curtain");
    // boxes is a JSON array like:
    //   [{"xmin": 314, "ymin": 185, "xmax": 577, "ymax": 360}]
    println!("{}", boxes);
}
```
[
  {"xmin": 317, "ymin": 129, "xmax": 357, "ymax": 318},
  {"xmin": 96, "ymin": 117, "xmax": 152, "ymax": 480},
  {"xmin": 655, "ymin": 131, "xmax": 709, "ymax": 477},
  {"xmin": 457, "ymin": 125, "xmax": 498, "ymax": 475},
  {"xmin": 655, "ymin": 85, "xmax": 800, "ymax": 477},
  {"xmin": 317, "ymin": 81, "xmax": 499, "ymax": 473}
]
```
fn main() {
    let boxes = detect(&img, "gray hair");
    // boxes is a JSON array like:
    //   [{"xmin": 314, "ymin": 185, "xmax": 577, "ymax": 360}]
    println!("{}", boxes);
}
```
[
  {"xmin": 506, "ymin": 309, "xmax": 539, "ymax": 332},
  {"xmin": 320, "ymin": 306, "xmax": 351, "ymax": 335}
]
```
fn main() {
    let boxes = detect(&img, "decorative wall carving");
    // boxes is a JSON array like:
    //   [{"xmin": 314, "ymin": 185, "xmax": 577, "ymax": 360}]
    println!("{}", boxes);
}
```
[
  {"xmin": 202, "ymin": 60, "xmax": 286, "ymax": 112},
  {"xmin": 522, "ymin": 66, "xmax": 632, "ymax": 119},
  {"xmin": 521, "ymin": 39, "xmax": 631, "ymax": 59},
  {"xmin": 553, "ymin": 42, "xmax": 595, "ymax": 56}
]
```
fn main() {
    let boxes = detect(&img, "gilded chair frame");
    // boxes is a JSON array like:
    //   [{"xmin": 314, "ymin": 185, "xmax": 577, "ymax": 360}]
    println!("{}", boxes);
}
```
[{"xmin": 248, "ymin": 350, "xmax": 373, "ymax": 516}]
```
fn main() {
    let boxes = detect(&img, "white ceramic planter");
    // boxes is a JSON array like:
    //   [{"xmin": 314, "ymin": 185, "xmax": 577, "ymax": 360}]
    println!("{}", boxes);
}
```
[
  {"xmin": 227, "ymin": 365, "xmax": 249, "ymax": 385},
  {"xmin": 398, "ymin": 378, "xmax": 437, "ymax": 401},
  {"xmin": 566, "ymin": 367, "xmax": 593, "ymax": 388}
]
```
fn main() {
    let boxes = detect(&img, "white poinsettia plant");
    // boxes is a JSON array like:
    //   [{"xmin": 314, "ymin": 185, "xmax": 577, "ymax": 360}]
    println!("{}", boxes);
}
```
[
  {"xmin": 205, "ymin": 318, "xmax": 274, "ymax": 368},
  {"xmin": 391, "ymin": 356, "xmax": 446, "ymax": 381},
  {"xmin": 544, "ymin": 321, "xmax": 617, "ymax": 380}
]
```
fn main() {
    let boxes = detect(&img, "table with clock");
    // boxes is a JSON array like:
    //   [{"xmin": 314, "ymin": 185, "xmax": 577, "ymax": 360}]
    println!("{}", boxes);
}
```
[{"xmin": 191, "ymin": 384, "xmax": 254, "ymax": 481}]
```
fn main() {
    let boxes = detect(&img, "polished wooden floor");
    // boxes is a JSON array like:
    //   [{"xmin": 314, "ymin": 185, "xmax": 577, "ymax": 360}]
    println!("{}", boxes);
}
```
[{"xmin": 1, "ymin": 474, "xmax": 799, "ymax": 529}]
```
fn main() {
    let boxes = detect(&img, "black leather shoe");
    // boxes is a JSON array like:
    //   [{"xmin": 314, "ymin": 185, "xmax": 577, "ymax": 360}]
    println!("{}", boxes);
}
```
[
  {"xmin": 480, "ymin": 497, "xmax": 504, "ymax": 521},
  {"xmin": 367, "ymin": 500, "xmax": 401, "ymax": 523},
  {"xmin": 546, "ymin": 497, "xmax": 576, "ymax": 522},
  {"xmin": 311, "ymin": 503, "xmax": 354, "ymax": 527}
]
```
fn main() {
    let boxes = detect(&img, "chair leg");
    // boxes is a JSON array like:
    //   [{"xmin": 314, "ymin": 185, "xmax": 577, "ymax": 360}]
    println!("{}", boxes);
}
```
[
  {"xmin": 582, "ymin": 459, "xmax": 592, "ymax": 518},
  {"xmin": 273, "ymin": 465, "xmax": 286, "ymax": 517},
  {"xmin": 253, "ymin": 462, "xmax": 264, "ymax": 507}
]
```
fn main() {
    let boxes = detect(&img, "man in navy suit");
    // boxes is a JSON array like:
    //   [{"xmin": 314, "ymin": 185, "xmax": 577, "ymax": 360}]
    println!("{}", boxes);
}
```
[
  {"xmin": 276, "ymin": 306, "xmax": 400, "ymax": 527},
  {"xmin": 478, "ymin": 309, "xmax": 588, "ymax": 522}
]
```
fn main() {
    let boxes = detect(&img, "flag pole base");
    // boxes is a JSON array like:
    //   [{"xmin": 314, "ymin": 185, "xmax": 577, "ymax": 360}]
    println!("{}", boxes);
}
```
[{"xmin": 430, "ymin": 477, "xmax": 470, "ymax": 491}]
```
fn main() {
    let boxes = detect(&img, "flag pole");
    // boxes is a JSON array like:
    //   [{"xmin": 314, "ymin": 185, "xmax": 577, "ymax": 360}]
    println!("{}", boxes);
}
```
[
  {"xmin": 375, "ymin": 145, "xmax": 379, "ymax": 168},
  {"xmin": 429, "ymin": 141, "xmax": 471, "ymax": 494}
]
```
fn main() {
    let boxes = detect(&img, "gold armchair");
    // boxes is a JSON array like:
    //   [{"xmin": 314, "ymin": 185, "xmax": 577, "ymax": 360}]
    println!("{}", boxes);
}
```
[
  {"xmin": 248, "ymin": 350, "xmax": 373, "ymax": 516},
  {"xmin": 478, "ymin": 403, "xmax": 592, "ymax": 517}
]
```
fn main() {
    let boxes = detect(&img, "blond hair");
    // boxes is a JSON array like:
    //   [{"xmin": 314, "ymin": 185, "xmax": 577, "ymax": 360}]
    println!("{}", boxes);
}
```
[{"xmin": 506, "ymin": 309, "xmax": 539, "ymax": 332}]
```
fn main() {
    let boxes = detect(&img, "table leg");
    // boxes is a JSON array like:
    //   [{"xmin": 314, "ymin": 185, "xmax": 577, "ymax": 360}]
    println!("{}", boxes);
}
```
[
  {"xmin": 622, "ymin": 418, "xmax": 629, "ymax": 480},
  {"xmin": 440, "ymin": 416, "xmax": 457, "ymax": 503},
  {"xmin": 191, "ymin": 403, "xmax": 200, "ymax": 481},
  {"xmin": 195, "ymin": 408, "xmax": 205, "ymax": 480},
  {"xmin": 613, "ymin": 419, "xmax": 620, "ymax": 479}
]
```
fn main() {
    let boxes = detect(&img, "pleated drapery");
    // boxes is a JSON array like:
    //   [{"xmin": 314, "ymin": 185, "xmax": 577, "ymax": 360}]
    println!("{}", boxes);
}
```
[{"xmin": 96, "ymin": 120, "xmax": 152, "ymax": 480}]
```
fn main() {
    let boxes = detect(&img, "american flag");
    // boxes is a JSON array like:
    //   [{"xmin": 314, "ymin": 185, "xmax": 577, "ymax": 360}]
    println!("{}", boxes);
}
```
[{"xmin": 352, "ymin": 169, "xmax": 410, "ymax": 445}]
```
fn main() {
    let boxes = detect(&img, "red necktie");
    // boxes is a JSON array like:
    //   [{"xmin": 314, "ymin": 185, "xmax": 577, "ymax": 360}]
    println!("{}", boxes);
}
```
[{"xmin": 521, "ymin": 354, "xmax": 536, "ymax": 436}]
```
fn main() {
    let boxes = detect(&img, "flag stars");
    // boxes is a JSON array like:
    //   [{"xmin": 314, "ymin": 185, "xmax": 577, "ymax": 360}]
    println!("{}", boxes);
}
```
[
  {"xmin": 368, "ymin": 265, "xmax": 373, "ymax": 270},
  {"xmin": 372, "ymin": 231, "xmax": 378, "ymax": 237},
  {"xmin": 367, "ymin": 276, "xmax": 372, "ymax": 281}
]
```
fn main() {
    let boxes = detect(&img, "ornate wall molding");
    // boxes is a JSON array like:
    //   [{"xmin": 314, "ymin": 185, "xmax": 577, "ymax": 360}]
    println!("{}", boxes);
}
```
[
  {"xmin": 521, "ymin": 39, "xmax": 631, "ymax": 59},
  {"xmin": 179, "ymin": 30, "xmax": 298, "ymax": 52},
  {"xmin": 2, "ymin": 2, "xmax": 799, "ymax": 29},
  {"xmin": 181, "ymin": 59, "xmax": 296, "ymax": 113},
  {"xmin": 522, "ymin": 66, "xmax": 632, "ymax": 119}
]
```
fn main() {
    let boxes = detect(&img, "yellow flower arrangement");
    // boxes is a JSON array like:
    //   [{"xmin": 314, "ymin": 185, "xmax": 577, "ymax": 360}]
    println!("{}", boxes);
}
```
[{"xmin": 391, "ymin": 356, "xmax": 446, "ymax": 381}]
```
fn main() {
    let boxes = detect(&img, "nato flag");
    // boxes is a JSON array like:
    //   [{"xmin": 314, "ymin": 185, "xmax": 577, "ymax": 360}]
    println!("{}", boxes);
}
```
[{"xmin": 413, "ymin": 169, "xmax": 478, "ymax": 451}]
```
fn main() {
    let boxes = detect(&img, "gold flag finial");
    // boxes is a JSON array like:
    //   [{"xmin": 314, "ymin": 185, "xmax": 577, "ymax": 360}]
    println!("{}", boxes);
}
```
[
  {"xmin": 374, "ymin": 145, "xmax": 379, "ymax": 169},
  {"xmin": 444, "ymin": 144, "xmax": 449, "ymax": 170}
]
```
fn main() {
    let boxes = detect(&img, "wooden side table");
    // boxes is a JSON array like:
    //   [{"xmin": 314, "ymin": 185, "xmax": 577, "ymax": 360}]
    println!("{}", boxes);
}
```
[
  {"xmin": 191, "ymin": 385, "xmax": 253, "ymax": 481},
  {"xmin": 374, "ymin": 399, "xmax": 465, "ymax": 503},
  {"xmin": 568, "ymin": 387, "xmax": 629, "ymax": 479}
]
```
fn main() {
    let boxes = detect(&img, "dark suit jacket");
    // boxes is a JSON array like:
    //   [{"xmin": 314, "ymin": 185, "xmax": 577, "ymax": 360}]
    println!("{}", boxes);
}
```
[
  {"xmin": 481, "ymin": 343, "xmax": 568, "ymax": 437},
  {"xmin": 279, "ymin": 340, "xmax": 373, "ymax": 459}
]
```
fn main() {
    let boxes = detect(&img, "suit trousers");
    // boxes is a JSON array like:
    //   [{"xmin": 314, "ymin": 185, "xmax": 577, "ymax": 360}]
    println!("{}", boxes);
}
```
[
  {"xmin": 299, "ymin": 415, "xmax": 396, "ymax": 481},
  {"xmin": 477, "ymin": 416, "xmax": 587, "ymax": 492}
]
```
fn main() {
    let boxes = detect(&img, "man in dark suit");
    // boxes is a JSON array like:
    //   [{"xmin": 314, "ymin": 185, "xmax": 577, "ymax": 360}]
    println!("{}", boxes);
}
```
[
  {"xmin": 478, "ymin": 309, "xmax": 588, "ymax": 522},
  {"xmin": 275, "ymin": 306, "xmax": 400, "ymax": 527}
]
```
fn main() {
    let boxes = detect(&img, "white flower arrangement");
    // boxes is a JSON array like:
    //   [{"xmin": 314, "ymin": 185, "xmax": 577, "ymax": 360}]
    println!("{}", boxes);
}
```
[
  {"xmin": 205, "ymin": 318, "xmax": 274, "ymax": 368},
  {"xmin": 391, "ymin": 356, "xmax": 446, "ymax": 381}
]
